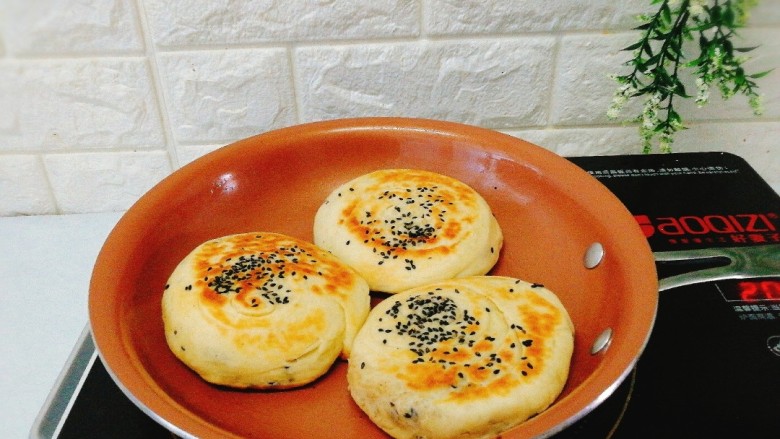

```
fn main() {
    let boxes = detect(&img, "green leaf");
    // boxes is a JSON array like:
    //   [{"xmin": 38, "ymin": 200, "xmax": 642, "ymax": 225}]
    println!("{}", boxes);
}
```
[
  {"xmin": 723, "ymin": 6, "xmax": 735, "ymax": 27},
  {"xmin": 724, "ymin": 39, "xmax": 734, "ymax": 54},
  {"xmin": 665, "ymin": 43, "xmax": 683, "ymax": 60},
  {"xmin": 643, "ymin": 40, "xmax": 655, "ymax": 57},
  {"xmin": 646, "ymin": 53, "xmax": 661, "ymax": 67},
  {"xmin": 689, "ymin": 22, "xmax": 717, "ymax": 32},
  {"xmin": 654, "ymin": 67, "xmax": 672, "ymax": 83},
  {"xmin": 734, "ymin": 46, "xmax": 759, "ymax": 53},
  {"xmin": 747, "ymin": 69, "xmax": 774, "ymax": 79},
  {"xmin": 652, "ymin": 32, "xmax": 670, "ymax": 41},
  {"xmin": 711, "ymin": 5, "xmax": 721, "ymax": 21},
  {"xmin": 636, "ymin": 85, "xmax": 656, "ymax": 95},
  {"xmin": 684, "ymin": 58, "xmax": 703, "ymax": 69},
  {"xmin": 661, "ymin": 3, "xmax": 672, "ymax": 25},
  {"xmin": 670, "ymin": 109, "xmax": 681, "ymax": 122},
  {"xmin": 674, "ymin": 81, "xmax": 688, "ymax": 97},
  {"xmin": 630, "ymin": 58, "xmax": 647, "ymax": 71},
  {"xmin": 623, "ymin": 41, "xmax": 643, "ymax": 51}
]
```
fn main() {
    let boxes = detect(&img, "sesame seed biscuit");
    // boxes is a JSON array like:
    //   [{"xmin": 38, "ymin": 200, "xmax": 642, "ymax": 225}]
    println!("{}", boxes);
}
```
[
  {"xmin": 313, "ymin": 169, "xmax": 503, "ymax": 293},
  {"xmin": 347, "ymin": 276, "xmax": 574, "ymax": 439},
  {"xmin": 162, "ymin": 232, "xmax": 370, "ymax": 389}
]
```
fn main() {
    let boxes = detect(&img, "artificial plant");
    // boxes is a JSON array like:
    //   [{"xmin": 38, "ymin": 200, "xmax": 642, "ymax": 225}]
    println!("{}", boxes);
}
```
[{"xmin": 608, "ymin": 0, "xmax": 771, "ymax": 153}]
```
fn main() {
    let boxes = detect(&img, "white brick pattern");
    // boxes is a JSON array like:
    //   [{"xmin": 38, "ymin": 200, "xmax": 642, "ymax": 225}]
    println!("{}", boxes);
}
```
[
  {"xmin": 0, "ymin": 155, "xmax": 56, "ymax": 215},
  {"xmin": 425, "ymin": 0, "xmax": 651, "ymax": 34},
  {"xmin": 0, "ymin": 0, "xmax": 777, "ymax": 215},
  {"xmin": 144, "ymin": 0, "xmax": 420, "ymax": 47},
  {"xmin": 2, "ymin": 0, "xmax": 143, "ymax": 55},
  {"xmin": 0, "ymin": 59, "xmax": 164, "ymax": 151},
  {"xmin": 295, "ymin": 39, "xmax": 555, "ymax": 126},
  {"xmin": 43, "ymin": 151, "xmax": 171, "ymax": 214},
  {"xmin": 157, "ymin": 49, "xmax": 296, "ymax": 144}
]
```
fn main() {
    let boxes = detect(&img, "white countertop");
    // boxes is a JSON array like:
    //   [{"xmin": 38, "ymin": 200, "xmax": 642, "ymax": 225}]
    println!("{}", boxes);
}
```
[{"xmin": 0, "ymin": 212, "xmax": 124, "ymax": 439}]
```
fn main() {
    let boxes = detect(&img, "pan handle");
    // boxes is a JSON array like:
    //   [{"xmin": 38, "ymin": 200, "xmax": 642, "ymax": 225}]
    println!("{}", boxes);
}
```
[
  {"xmin": 658, "ymin": 266, "xmax": 755, "ymax": 291},
  {"xmin": 655, "ymin": 244, "xmax": 780, "ymax": 292}
]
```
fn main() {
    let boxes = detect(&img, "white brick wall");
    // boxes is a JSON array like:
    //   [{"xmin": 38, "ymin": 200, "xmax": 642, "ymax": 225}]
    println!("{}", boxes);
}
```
[
  {"xmin": 295, "ymin": 38, "xmax": 556, "ymax": 126},
  {"xmin": 0, "ymin": 0, "xmax": 778, "ymax": 216}
]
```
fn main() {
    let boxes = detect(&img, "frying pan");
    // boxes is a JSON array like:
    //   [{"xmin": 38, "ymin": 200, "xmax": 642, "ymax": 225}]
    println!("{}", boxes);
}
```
[{"xmin": 89, "ymin": 118, "xmax": 658, "ymax": 438}]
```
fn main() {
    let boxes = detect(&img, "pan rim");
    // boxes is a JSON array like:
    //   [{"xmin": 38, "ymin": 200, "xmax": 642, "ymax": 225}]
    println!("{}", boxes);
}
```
[{"xmin": 89, "ymin": 117, "xmax": 658, "ymax": 438}]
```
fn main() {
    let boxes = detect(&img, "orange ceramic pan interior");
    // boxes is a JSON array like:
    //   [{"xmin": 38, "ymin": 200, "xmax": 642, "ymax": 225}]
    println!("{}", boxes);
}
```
[{"xmin": 89, "ymin": 118, "xmax": 657, "ymax": 438}]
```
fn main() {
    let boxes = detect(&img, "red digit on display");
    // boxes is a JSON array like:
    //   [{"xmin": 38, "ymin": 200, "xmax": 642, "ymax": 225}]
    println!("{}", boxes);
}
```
[
  {"xmin": 739, "ymin": 281, "xmax": 759, "ymax": 301},
  {"xmin": 761, "ymin": 280, "xmax": 780, "ymax": 300},
  {"xmin": 739, "ymin": 280, "xmax": 780, "ymax": 301}
]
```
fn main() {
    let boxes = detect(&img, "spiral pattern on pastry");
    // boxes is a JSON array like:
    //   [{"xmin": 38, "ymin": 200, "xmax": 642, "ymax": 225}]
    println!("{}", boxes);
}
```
[
  {"xmin": 347, "ymin": 276, "xmax": 574, "ymax": 439},
  {"xmin": 313, "ymin": 169, "xmax": 503, "ymax": 293},
  {"xmin": 162, "ymin": 232, "xmax": 370, "ymax": 389}
]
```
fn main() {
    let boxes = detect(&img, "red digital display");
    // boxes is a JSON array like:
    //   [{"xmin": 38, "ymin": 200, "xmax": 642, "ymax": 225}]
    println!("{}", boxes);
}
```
[
  {"xmin": 717, "ymin": 278, "xmax": 780, "ymax": 302},
  {"xmin": 737, "ymin": 280, "xmax": 780, "ymax": 302}
]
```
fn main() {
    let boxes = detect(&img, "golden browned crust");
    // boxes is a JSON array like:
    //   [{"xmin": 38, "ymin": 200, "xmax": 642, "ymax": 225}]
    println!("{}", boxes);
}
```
[
  {"xmin": 347, "ymin": 276, "xmax": 574, "ymax": 439},
  {"xmin": 314, "ymin": 169, "xmax": 503, "ymax": 293},
  {"xmin": 162, "ymin": 232, "xmax": 370, "ymax": 389}
]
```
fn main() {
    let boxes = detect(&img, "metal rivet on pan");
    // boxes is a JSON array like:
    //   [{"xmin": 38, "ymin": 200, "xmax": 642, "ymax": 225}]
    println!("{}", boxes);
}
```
[
  {"xmin": 591, "ymin": 327, "xmax": 613, "ymax": 355},
  {"xmin": 584, "ymin": 242, "xmax": 605, "ymax": 269}
]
